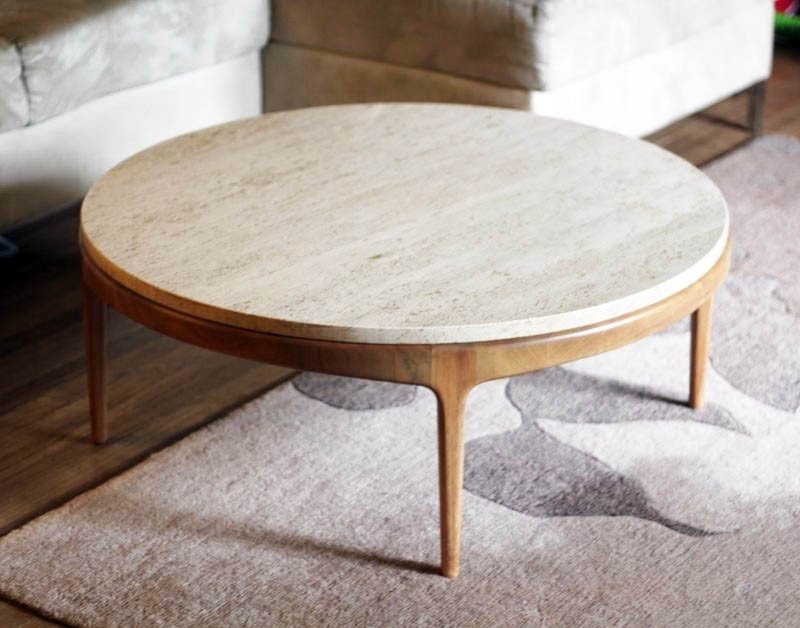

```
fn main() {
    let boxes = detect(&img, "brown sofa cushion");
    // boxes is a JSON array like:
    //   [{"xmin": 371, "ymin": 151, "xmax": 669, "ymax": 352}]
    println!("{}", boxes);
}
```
[{"xmin": 271, "ymin": 0, "xmax": 539, "ymax": 90}]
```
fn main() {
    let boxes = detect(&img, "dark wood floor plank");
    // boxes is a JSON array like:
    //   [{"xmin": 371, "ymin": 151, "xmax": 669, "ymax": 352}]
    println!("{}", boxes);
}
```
[
  {"xmin": 0, "ymin": 325, "xmax": 292, "ymax": 533},
  {"xmin": 1, "ymin": 45, "xmax": 798, "ymax": 624},
  {"xmin": 0, "ymin": 599, "xmax": 62, "ymax": 627}
]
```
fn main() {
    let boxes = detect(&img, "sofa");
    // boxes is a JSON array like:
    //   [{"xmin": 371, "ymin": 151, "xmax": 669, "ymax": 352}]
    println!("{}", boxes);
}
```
[{"xmin": 0, "ymin": 0, "xmax": 774, "ymax": 236}]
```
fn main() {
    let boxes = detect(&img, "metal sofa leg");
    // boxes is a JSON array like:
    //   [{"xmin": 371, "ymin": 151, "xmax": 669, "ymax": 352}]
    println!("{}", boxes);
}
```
[{"xmin": 748, "ymin": 81, "xmax": 766, "ymax": 136}]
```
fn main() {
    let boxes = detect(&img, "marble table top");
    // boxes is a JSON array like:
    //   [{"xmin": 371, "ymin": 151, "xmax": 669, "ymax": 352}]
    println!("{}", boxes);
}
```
[{"xmin": 81, "ymin": 104, "xmax": 729, "ymax": 345}]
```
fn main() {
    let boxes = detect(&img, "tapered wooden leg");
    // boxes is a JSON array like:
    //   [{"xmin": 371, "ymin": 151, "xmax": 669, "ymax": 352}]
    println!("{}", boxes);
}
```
[
  {"xmin": 83, "ymin": 278, "xmax": 108, "ymax": 444},
  {"xmin": 690, "ymin": 296, "xmax": 713, "ymax": 409},
  {"xmin": 434, "ymin": 382, "xmax": 469, "ymax": 578}
]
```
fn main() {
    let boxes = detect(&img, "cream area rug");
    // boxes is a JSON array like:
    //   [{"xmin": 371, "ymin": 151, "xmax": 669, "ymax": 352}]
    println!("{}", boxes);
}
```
[{"xmin": 2, "ymin": 135, "xmax": 800, "ymax": 626}]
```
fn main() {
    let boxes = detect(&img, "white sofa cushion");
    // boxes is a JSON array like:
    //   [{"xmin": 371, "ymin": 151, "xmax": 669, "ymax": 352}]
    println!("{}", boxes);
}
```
[
  {"xmin": 534, "ymin": 0, "xmax": 770, "ymax": 89},
  {"xmin": 0, "ymin": 0, "xmax": 269, "ymax": 125},
  {"xmin": 0, "ymin": 52, "xmax": 262, "ymax": 231},
  {"xmin": 0, "ymin": 37, "xmax": 27, "ymax": 131},
  {"xmin": 532, "ymin": 0, "xmax": 774, "ymax": 135}
]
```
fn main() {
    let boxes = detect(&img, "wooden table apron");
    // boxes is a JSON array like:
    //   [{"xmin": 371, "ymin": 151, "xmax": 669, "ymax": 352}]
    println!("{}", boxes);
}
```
[{"xmin": 80, "ymin": 239, "xmax": 731, "ymax": 578}]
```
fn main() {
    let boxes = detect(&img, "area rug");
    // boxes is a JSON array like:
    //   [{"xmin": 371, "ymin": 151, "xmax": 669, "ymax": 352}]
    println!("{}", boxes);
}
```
[{"xmin": 1, "ymin": 135, "xmax": 800, "ymax": 627}]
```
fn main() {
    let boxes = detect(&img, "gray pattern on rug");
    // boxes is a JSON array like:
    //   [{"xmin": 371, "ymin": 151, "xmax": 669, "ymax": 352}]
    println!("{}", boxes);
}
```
[
  {"xmin": 711, "ymin": 275, "xmax": 800, "ymax": 412},
  {"xmin": 512, "ymin": 367, "xmax": 743, "ymax": 432},
  {"xmin": 463, "ymin": 369, "xmax": 739, "ymax": 536},
  {"xmin": 662, "ymin": 134, "xmax": 800, "ymax": 412},
  {"xmin": 293, "ymin": 372, "xmax": 417, "ymax": 410}
]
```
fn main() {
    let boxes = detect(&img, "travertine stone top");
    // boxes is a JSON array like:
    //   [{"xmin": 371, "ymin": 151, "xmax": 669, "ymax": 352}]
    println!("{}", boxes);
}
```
[{"xmin": 81, "ymin": 104, "xmax": 728, "ymax": 345}]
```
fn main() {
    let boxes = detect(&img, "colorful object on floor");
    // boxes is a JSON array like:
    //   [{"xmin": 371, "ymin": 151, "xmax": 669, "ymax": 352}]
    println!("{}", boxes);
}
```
[
  {"xmin": 776, "ymin": 0, "xmax": 800, "ymax": 43},
  {"xmin": 775, "ymin": 0, "xmax": 798, "ymax": 14},
  {"xmin": 776, "ymin": 11, "xmax": 800, "ymax": 42}
]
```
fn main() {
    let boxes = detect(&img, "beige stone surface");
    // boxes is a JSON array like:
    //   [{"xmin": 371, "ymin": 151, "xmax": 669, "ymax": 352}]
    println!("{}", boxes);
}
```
[{"xmin": 81, "ymin": 104, "xmax": 728, "ymax": 344}]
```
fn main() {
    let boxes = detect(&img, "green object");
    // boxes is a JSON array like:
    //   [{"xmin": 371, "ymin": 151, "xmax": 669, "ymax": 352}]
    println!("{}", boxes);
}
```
[{"xmin": 775, "ymin": 12, "xmax": 800, "ymax": 44}]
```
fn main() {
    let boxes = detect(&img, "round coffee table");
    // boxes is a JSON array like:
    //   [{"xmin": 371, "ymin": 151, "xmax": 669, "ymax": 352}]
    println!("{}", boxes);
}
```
[{"xmin": 80, "ymin": 104, "xmax": 730, "ymax": 578}]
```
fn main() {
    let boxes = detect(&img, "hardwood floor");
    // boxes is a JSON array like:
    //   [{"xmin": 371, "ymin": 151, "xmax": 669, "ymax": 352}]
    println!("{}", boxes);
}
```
[{"xmin": 1, "ymin": 46, "xmax": 799, "ymax": 627}]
